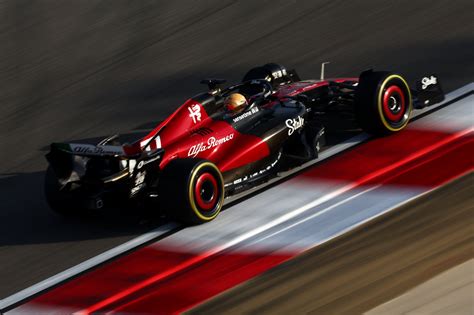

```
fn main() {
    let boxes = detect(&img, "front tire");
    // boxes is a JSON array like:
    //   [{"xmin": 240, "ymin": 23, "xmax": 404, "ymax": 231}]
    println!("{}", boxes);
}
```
[
  {"xmin": 355, "ymin": 70, "xmax": 412, "ymax": 135},
  {"xmin": 304, "ymin": 122, "xmax": 325, "ymax": 159},
  {"xmin": 159, "ymin": 159, "xmax": 224, "ymax": 225}
]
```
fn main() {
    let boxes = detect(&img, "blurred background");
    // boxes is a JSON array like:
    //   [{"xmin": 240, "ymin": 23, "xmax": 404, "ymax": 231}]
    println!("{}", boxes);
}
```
[
  {"xmin": 1, "ymin": 0, "xmax": 473, "ymax": 173},
  {"xmin": 0, "ymin": 0, "xmax": 473, "ymax": 300}
]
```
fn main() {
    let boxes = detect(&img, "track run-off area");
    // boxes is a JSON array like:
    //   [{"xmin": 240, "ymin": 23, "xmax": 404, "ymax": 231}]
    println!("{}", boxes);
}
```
[{"xmin": 1, "ymin": 83, "xmax": 472, "ymax": 314}]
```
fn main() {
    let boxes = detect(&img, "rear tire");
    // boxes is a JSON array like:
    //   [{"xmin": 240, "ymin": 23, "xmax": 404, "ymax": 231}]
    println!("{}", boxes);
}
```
[
  {"xmin": 158, "ymin": 159, "xmax": 224, "ymax": 225},
  {"xmin": 44, "ymin": 166, "xmax": 82, "ymax": 215},
  {"xmin": 355, "ymin": 70, "xmax": 412, "ymax": 135}
]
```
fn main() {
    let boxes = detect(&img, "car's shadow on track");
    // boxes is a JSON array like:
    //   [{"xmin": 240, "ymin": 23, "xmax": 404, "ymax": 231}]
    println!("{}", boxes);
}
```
[
  {"xmin": 0, "ymin": 132, "xmax": 171, "ymax": 248},
  {"xmin": 1, "ymin": 112, "xmax": 363, "ymax": 248},
  {"xmin": 0, "ymin": 170, "xmax": 169, "ymax": 247}
]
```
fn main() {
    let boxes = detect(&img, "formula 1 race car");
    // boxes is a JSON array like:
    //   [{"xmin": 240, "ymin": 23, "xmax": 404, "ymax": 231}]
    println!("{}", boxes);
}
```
[{"xmin": 45, "ymin": 63, "xmax": 444, "ymax": 224}]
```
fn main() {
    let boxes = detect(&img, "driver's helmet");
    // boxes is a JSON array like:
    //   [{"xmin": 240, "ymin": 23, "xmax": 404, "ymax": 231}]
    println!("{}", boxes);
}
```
[{"xmin": 225, "ymin": 93, "xmax": 248, "ymax": 113}]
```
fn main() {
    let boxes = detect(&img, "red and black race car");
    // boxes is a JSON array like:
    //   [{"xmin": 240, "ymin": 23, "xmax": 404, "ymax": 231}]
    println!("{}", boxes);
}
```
[{"xmin": 45, "ymin": 63, "xmax": 444, "ymax": 224}]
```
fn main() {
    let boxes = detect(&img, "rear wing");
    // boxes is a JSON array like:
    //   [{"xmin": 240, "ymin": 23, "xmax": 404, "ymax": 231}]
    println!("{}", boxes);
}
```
[
  {"xmin": 45, "ymin": 143, "xmax": 131, "ymax": 186},
  {"xmin": 50, "ymin": 142, "xmax": 127, "ymax": 158},
  {"xmin": 46, "ymin": 142, "xmax": 164, "ymax": 187}
]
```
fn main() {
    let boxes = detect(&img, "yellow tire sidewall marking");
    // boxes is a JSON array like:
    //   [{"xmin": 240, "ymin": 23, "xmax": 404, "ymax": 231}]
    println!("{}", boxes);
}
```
[
  {"xmin": 377, "ymin": 74, "xmax": 413, "ymax": 132},
  {"xmin": 188, "ymin": 161, "xmax": 224, "ymax": 221}
]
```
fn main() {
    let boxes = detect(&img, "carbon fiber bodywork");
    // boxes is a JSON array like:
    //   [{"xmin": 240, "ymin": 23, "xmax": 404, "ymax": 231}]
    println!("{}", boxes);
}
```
[{"xmin": 45, "ymin": 65, "xmax": 443, "ymax": 211}]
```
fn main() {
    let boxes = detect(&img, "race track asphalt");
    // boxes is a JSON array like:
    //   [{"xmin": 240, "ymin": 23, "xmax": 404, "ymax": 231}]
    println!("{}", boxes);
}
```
[
  {"xmin": 190, "ymin": 174, "xmax": 474, "ymax": 314},
  {"xmin": 1, "ymin": 0, "xmax": 473, "ymax": 299}
]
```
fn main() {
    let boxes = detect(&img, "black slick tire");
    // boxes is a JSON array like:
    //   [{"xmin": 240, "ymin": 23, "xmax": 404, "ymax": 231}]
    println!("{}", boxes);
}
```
[
  {"xmin": 158, "ymin": 159, "xmax": 224, "ymax": 225},
  {"xmin": 355, "ymin": 70, "xmax": 412, "ymax": 136},
  {"xmin": 44, "ymin": 166, "xmax": 81, "ymax": 216}
]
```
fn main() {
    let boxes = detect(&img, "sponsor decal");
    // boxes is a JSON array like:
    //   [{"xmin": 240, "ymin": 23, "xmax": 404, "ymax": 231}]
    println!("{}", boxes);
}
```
[
  {"xmin": 188, "ymin": 104, "xmax": 202, "ymax": 124},
  {"xmin": 130, "ymin": 185, "xmax": 142, "ymax": 195},
  {"xmin": 131, "ymin": 171, "xmax": 146, "ymax": 196},
  {"xmin": 232, "ymin": 107, "xmax": 259, "ymax": 123},
  {"xmin": 134, "ymin": 171, "xmax": 145, "ymax": 186},
  {"xmin": 286, "ymin": 116, "xmax": 305, "ymax": 135},
  {"xmin": 188, "ymin": 133, "xmax": 234, "ymax": 158},
  {"xmin": 271, "ymin": 68, "xmax": 286, "ymax": 79},
  {"xmin": 137, "ymin": 154, "xmax": 162, "ymax": 170},
  {"xmin": 421, "ymin": 76, "xmax": 437, "ymax": 90},
  {"xmin": 70, "ymin": 144, "xmax": 124, "ymax": 156},
  {"xmin": 226, "ymin": 152, "xmax": 282, "ymax": 187}
]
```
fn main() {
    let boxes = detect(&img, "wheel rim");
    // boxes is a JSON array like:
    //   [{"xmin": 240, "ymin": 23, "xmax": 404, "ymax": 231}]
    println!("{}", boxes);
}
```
[
  {"xmin": 382, "ymin": 85, "xmax": 406, "ymax": 123},
  {"xmin": 194, "ymin": 172, "xmax": 218, "ymax": 211}
]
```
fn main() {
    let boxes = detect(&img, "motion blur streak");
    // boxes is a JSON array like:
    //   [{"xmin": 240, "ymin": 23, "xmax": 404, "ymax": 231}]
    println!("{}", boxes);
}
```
[
  {"xmin": 190, "ymin": 175, "xmax": 473, "ymax": 315},
  {"xmin": 302, "ymin": 128, "xmax": 472, "ymax": 186},
  {"xmin": 101, "ymin": 132, "xmax": 473, "ymax": 315},
  {"xmin": 77, "ymin": 132, "xmax": 473, "ymax": 315},
  {"xmin": 1, "ymin": 1, "xmax": 473, "ymax": 309},
  {"xmin": 7, "ymin": 91, "xmax": 472, "ymax": 314},
  {"xmin": 99, "ymin": 131, "xmax": 474, "ymax": 315}
]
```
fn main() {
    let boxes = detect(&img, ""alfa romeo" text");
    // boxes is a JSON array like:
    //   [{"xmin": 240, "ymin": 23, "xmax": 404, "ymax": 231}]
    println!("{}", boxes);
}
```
[{"xmin": 188, "ymin": 134, "xmax": 234, "ymax": 157}]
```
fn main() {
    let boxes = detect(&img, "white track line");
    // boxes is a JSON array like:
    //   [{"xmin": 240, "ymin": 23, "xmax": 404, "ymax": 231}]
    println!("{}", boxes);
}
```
[
  {"xmin": 227, "ymin": 82, "xmax": 474, "ymax": 203},
  {"xmin": 0, "ymin": 223, "xmax": 178, "ymax": 310},
  {"xmin": 1, "ymin": 83, "xmax": 472, "ymax": 312},
  {"xmin": 76, "ymin": 127, "xmax": 474, "ymax": 314}
]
